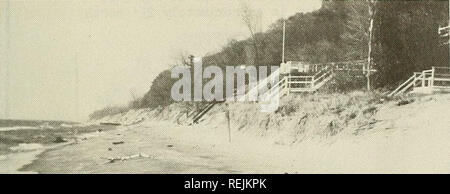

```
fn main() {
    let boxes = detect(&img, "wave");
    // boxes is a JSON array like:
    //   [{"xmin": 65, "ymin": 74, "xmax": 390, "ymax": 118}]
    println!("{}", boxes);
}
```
[{"xmin": 0, "ymin": 126, "xmax": 40, "ymax": 132}]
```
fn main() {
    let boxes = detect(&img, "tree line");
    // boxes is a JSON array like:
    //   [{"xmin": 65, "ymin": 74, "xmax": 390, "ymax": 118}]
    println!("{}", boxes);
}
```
[{"xmin": 90, "ymin": 0, "xmax": 449, "ymax": 120}]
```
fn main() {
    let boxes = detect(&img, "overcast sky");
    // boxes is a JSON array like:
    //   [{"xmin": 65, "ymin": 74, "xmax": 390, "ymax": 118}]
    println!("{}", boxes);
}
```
[{"xmin": 0, "ymin": 0, "xmax": 322, "ymax": 121}]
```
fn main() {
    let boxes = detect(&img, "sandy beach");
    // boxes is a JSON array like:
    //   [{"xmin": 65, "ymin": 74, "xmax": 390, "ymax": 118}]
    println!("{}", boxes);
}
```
[
  {"xmin": 20, "ymin": 109, "xmax": 450, "ymax": 174},
  {"xmin": 5, "ymin": 94, "xmax": 450, "ymax": 174}
]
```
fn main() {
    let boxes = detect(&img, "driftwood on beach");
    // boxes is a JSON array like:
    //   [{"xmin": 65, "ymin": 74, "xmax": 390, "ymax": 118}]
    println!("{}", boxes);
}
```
[
  {"xmin": 100, "ymin": 122, "xmax": 122, "ymax": 126},
  {"xmin": 101, "ymin": 153, "xmax": 152, "ymax": 164}
]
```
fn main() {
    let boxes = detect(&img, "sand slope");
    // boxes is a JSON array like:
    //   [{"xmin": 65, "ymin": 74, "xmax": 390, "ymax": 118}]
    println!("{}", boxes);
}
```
[{"xmin": 21, "ymin": 93, "xmax": 450, "ymax": 173}]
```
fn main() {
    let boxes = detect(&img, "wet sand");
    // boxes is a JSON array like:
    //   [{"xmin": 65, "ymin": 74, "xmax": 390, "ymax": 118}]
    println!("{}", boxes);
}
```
[
  {"xmin": 0, "ymin": 142, "xmax": 74, "ymax": 174},
  {"xmin": 20, "ymin": 123, "xmax": 244, "ymax": 173},
  {"xmin": 0, "ymin": 149, "xmax": 44, "ymax": 174}
]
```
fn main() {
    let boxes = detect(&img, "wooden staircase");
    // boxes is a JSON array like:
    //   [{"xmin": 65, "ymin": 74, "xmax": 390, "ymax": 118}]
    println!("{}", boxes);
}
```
[
  {"xmin": 285, "ymin": 65, "xmax": 334, "ymax": 93},
  {"xmin": 189, "ymin": 101, "xmax": 223, "ymax": 125},
  {"xmin": 189, "ymin": 60, "xmax": 368, "ymax": 124},
  {"xmin": 259, "ymin": 65, "xmax": 335, "ymax": 100},
  {"xmin": 240, "ymin": 60, "xmax": 369, "ymax": 101},
  {"xmin": 388, "ymin": 67, "xmax": 450, "ymax": 97}
]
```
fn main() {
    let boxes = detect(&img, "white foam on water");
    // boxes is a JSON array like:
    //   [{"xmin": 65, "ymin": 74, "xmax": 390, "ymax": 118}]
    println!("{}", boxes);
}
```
[
  {"xmin": 0, "ymin": 126, "xmax": 40, "ymax": 131},
  {"xmin": 10, "ymin": 143, "xmax": 44, "ymax": 152}
]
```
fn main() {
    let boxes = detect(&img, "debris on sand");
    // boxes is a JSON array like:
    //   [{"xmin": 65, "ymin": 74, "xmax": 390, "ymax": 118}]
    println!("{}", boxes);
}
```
[
  {"xmin": 166, "ymin": 144, "xmax": 174, "ymax": 148},
  {"xmin": 54, "ymin": 136, "xmax": 68, "ymax": 143},
  {"xmin": 101, "ymin": 153, "xmax": 152, "ymax": 163},
  {"xmin": 100, "ymin": 122, "xmax": 121, "ymax": 126},
  {"xmin": 112, "ymin": 141, "xmax": 124, "ymax": 145},
  {"xmin": 397, "ymin": 99, "xmax": 414, "ymax": 106}
]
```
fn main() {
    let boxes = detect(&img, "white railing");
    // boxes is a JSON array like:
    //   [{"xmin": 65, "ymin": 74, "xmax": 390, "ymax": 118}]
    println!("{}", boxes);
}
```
[
  {"xmin": 439, "ymin": 26, "xmax": 450, "ymax": 44},
  {"xmin": 430, "ymin": 67, "xmax": 450, "ymax": 87},
  {"xmin": 388, "ymin": 74, "xmax": 416, "ymax": 97},
  {"xmin": 232, "ymin": 68, "xmax": 280, "ymax": 102},
  {"xmin": 439, "ymin": 26, "xmax": 450, "ymax": 37},
  {"xmin": 238, "ymin": 60, "xmax": 368, "ymax": 101},
  {"xmin": 260, "ymin": 67, "xmax": 332, "ymax": 101},
  {"xmin": 389, "ymin": 67, "xmax": 450, "ymax": 96},
  {"xmin": 312, "ymin": 66, "xmax": 333, "ymax": 89},
  {"xmin": 264, "ymin": 76, "xmax": 288, "ymax": 100}
]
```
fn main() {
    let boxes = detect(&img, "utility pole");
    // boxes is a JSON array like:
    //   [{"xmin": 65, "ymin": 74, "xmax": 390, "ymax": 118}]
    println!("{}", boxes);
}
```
[
  {"xmin": 282, "ymin": 19, "xmax": 286, "ymax": 64},
  {"xmin": 225, "ymin": 103, "xmax": 231, "ymax": 143}
]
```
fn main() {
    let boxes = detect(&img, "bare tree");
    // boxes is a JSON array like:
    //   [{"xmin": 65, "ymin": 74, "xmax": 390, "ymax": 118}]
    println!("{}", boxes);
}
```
[
  {"xmin": 342, "ymin": 1, "xmax": 369, "ymax": 58},
  {"xmin": 128, "ymin": 88, "xmax": 142, "ymax": 109},
  {"xmin": 342, "ymin": 0, "xmax": 377, "ymax": 91},
  {"xmin": 129, "ymin": 88, "xmax": 138, "ymax": 102},
  {"xmin": 170, "ymin": 50, "xmax": 191, "ymax": 67},
  {"xmin": 366, "ymin": 0, "xmax": 377, "ymax": 91},
  {"xmin": 241, "ymin": 3, "xmax": 261, "ymax": 66}
]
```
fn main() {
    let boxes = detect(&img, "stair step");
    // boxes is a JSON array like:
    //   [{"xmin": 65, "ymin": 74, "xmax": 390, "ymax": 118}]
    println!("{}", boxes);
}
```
[{"xmin": 192, "ymin": 102, "xmax": 223, "ymax": 124}]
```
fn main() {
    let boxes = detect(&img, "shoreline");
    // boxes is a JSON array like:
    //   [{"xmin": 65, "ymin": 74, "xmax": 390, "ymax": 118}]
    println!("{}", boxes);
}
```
[
  {"xmin": 0, "ymin": 142, "xmax": 73, "ymax": 174},
  {"xmin": 1, "ymin": 130, "xmax": 107, "ymax": 174},
  {"xmin": 0, "ymin": 124, "xmax": 117, "ymax": 174},
  {"xmin": 18, "ymin": 142, "xmax": 74, "ymax": 173},
  {"xmin": 0, "ymin": 147, "xmax": 47, "ymax": 174}
]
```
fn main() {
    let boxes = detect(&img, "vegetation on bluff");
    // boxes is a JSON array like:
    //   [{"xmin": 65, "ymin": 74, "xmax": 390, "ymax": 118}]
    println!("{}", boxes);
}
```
[{"xmin": 90, "ymin": 0, "xmax": 449, "ymax": 120}]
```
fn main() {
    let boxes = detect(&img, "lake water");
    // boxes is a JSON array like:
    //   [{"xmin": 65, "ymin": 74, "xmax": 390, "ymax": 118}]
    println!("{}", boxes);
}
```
[{"xmin": 0, "ymin": 119, "xmax": 78, "ymax": 131}]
